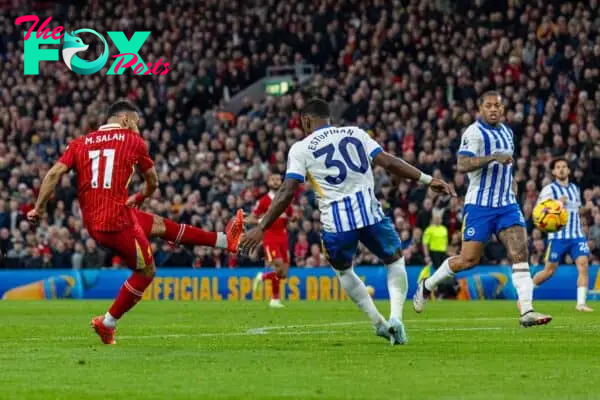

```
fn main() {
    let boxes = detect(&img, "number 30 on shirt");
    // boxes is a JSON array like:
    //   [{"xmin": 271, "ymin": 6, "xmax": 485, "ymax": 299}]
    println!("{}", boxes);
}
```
[{"xmin": 312, "ymin": 137, "xmax": 368, "ymax": 184}]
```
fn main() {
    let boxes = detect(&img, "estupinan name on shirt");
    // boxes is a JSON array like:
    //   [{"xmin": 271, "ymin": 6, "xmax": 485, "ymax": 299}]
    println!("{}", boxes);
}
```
[{"xmin": 85, "ymin": 133, "xmax": 125, "ymax": 145}]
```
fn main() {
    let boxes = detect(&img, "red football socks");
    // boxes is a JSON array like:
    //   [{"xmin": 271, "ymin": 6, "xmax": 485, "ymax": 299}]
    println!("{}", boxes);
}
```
[
  {"xmin": 108, "ymin": 272, "xmax": 154, "ymax": 319},
  {"xmin": 262, "ymin": 271, "xmax": 281, "ymax": 300},
  {"xmin": 163, "ymin": 219, "xmax": 217, "ymax": 247}
]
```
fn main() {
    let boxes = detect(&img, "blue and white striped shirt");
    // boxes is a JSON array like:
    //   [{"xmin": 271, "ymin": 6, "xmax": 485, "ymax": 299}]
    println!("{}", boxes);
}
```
[
  {"xmin": 458, "ymin": 120, "xmax": 517, "ymax": 208},
  {"xmin": 538, "ymin": 181, "xmax": 585, "ymax": 239},
  {"xmin": 285, "ymin": 125, "xmax": 386, "ymax": 233}
]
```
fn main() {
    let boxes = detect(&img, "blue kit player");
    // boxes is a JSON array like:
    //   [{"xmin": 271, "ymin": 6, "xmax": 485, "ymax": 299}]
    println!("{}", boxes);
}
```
[
  {"xmin": 533, "ymin": 158, "xmax": 593, "ymax": 312},
  {"xmin": 413, "ymin": 91, "xmax": 552, "ymax": 328},
  {"xmin": 240, "ymin": 98, "xmax": 454, "ymax": 345}
]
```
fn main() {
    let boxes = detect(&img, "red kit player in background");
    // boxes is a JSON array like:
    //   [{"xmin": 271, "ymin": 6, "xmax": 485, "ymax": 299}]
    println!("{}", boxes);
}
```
[
  {"xmin": 27, "ymin": 100, "xmax": 244, "ymax": 344},
  {"xmin": 247, "ymin": 173, "xmax": 294, "ymax": 308}
]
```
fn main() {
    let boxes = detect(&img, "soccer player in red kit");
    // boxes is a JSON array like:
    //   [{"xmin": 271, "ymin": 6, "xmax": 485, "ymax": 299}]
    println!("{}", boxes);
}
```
[
  {"xmin": 27, "ymin": 100, "xmax": 244, "ymax": 344},
  {"xmin": 248, "ymin": 173, "xmax": 293, "ymax": 308}
]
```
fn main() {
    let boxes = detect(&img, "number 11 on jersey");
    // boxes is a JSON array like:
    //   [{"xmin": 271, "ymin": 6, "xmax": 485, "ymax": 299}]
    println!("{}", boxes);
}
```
[{"xmin": 89, "ymin": 149, "xmax": 115, "ymax": 189}]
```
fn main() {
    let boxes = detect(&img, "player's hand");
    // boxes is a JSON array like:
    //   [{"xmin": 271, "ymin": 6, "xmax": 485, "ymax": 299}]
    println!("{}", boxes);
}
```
[
  {"xmin": 558, "ymin": 196, "xmax": 568, "ymax": 205},
  {"xmin": 126, "ymin": 193, "xmax": 145, "ymax": 208},
  {"xmin": 126, "ymin": 195, "xmax": 139, "ymax": 208},
  {"xmin": 26, "ymin": 208, "xmax": 43, "ymax": 224},
  {"xmin": 429, "ymin": 178, "xmax": 456, "ymax": 197},
  {"xmin": 493, "ymin": 154, "xmax": 512, "ymax": 165},
  {"xmin": 240, "ymin": 227, "xmax": 264, "ymax": 255}
]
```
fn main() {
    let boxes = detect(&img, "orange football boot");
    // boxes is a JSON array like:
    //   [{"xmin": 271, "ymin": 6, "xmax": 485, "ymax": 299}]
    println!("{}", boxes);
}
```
[
  {"xmin": 91, "ymin": 316, "xmax": 116, "ymax": 345},
  {"xmin": 226, "ymin": 209, "xmax": 245, "ymax": 253}
]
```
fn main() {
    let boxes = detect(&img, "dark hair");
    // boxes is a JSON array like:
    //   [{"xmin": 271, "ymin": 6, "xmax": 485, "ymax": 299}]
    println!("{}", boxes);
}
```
[
  {"xmin": 301, "ymin": 98, "xmax": 330, "ymax": 119},
  {"xmin": 550, "ymin": 157, "xmax": 568, "ymax": 170},
  {"xmin": 108, "ymin": 100, "xmax": 139, "ymax": 118},
  {"xmin": 478, "ymin": 91, "xmax": 502, "ymax": 106}
]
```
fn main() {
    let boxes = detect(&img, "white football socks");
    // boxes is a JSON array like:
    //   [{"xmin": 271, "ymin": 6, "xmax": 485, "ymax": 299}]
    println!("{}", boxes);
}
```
[
  {"xmin": 512, "ymin": 262, "xmax": 533, "ymax": 314},
  {"xmin": 386, "ymin": 258, "xmax": 407, "ymax": 320},
  {"xmin": 103, "ymin": 312, "xmax": 117, "ymax": 328},
  {"xmin": 424, "ymin": 258, "xmax": 455, "ymax": 292},
  {"xmin": 577, "ymin": 286, "xmax": 587, "ymax": 306},
  {"xmin": 215, "ymin": 232, "xmax": 228, "ymax": 249},
  {"xmin": 336, "ymin": 268, "xmax": 386, "ymax": 326}
]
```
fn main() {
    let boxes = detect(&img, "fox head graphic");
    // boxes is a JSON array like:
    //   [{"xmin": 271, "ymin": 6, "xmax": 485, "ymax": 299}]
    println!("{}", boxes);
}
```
[
  {"xmin": 62, "ymin": 32, "xmax": 89, "ymax": 71},
  {"xmin": 61, "ymin": 29, "xmax": 109, "ymax": 75}
]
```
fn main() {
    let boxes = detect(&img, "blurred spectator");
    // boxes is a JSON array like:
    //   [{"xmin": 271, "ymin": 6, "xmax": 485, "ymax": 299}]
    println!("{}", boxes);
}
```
[
  {"xmin": 305, "ymin": 244, "xmax": 327, "ymax": 267},
  {"xmin": 590, "ymin": 214, "xmax": 600, "ymax": 259},
  {"xmin": 72, "ymin": 242, "xmax": 85, "ymax": 269},
  {"xmin": 294, "ymin": 231, "xmax": 310, "ymax": 265},
  {"xmin": 83, "ymin": 239, "xmax": 106, "ymax": 268}
]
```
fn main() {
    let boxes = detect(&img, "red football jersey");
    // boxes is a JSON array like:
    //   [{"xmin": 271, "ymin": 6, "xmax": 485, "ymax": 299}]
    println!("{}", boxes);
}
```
[
  {"xmin": 58, "ymin": 124, "xmax": 154, "ymax": 232},
  {"xmin": 253, "ymin": 192, "xmax": 293, "ymax": 241}
]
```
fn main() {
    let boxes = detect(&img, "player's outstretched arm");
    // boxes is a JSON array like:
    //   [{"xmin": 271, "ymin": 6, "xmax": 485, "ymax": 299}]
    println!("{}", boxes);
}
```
[
  {"xmin": 240, "ymin": 178, "xmax": 300, "ymax": 254},
  {"xmin": 373, "ymin": 151, "xmax": 456, "ymax": 196},
  {"xmin": 28, "ymin": 162, "xmax": 69, "ymax": 223},
  {"xmin": 456, "ymin": 154, "xmax": 510, "ymax": 173}
]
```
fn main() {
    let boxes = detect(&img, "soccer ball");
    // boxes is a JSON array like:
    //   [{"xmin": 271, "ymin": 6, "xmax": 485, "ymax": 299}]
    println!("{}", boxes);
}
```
[{"xmin": 532, "ymin": 199, "xmax": 568, "ymax": 233}]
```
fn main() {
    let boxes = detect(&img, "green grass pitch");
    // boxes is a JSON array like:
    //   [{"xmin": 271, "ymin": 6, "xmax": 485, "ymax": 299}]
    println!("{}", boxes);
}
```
[{"xmin": 1, "ymin": 300, "xmax": 598, "ymax": 400}]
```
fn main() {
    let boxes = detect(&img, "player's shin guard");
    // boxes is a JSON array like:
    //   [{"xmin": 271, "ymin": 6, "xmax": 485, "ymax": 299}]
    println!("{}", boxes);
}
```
[
  {"xmin": 386, "ymin": 258, "xmax": 407, "ymax": 320},
  {"xmin": 106, "ymin": 272, "xmax": 154, "ymax": 327},
  {"xmin": 512, "ymin": 263, "xmax": 533, "ymax": 314},
  {"xmin": 335, "ymin": 268, "xmax": 385, "ymax": 326},
  {"xmin": 163, "ymin": 219, "xmax": 225, "ymax": 248}
]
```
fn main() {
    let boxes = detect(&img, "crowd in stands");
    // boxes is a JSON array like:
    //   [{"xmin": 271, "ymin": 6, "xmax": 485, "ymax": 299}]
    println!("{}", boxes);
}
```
[{"xmin": 0, "ymin": 0, "xmax": 599, "ymax": 269}]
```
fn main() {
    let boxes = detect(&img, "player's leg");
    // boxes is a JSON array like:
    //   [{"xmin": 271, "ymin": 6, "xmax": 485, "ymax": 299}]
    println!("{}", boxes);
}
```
[
  {"xmin": 90, "ymin": 224, "xmax": 156, "ymax": 344},
  {"xmin": 572, "ymin": 240, "xmax": 592, "ymax": 312},
  {"xmin": 575, "ymin": 256, "xmax": 592, "ymax": 311},
  {"xmin": 253, "ymin": 245, "xmax": 277, "ymax": 300},
  {"xmin": 359, "ymin": 220, "xmax": 407, "ymax": 317},
  {"xmin": 497, "ymin": 213, "xmax": 552, "ymax": 326},
  {"xmin": 359, "ymin": 219, "xmax": 408, "ymax": 345},
  {"xmin": 413, "ymin": 207, "xmax": 487, "ymax": 312},
  {"xmin": 427, "ymin": 242, "xmax": 484, "ymax": 288},
  {"xmin": 532, "ymin": 261, "xmax": 559, "ymax": 285},
  {"xmin": 269, "ymin": 243, "xmax": 290, "ymax": 307},
  {"xmin": 133, "ymin": 209, "xmax": 243, "ymax": 252},
  {"xmin": 322, "ymin": 230, "xmax": 398, "ymax": 344},
  {"xmin": 532, "ymin": 241, "xmax": 560, "ymax": 286},
  {"xmin": 253, "ymin": 243, "xmax": 287, "ymax": 308}
]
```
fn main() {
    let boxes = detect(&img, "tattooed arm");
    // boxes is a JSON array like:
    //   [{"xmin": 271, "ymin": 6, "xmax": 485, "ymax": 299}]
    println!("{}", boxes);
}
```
[{"xmin": 456, "ymin": 154, "xmax": 512, "ymax": 173}]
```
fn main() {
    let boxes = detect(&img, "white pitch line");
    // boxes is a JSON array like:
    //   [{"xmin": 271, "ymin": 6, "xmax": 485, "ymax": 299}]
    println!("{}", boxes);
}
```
[
  {"xmin": 245, "ymin": 316, "xmax": 518, "ymax": 334},
  {"xmin": 10, "ymin": 318, "xmax": 579, "ymax": 343}
]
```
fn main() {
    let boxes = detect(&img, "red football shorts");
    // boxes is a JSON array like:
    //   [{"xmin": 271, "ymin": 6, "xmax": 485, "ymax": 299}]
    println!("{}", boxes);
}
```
[
  {"xmin": 264, "ymin": 236, "xmax": 290, "ymax": 264},
  {"xmin": 89, "ymin": 221, "xmax": 154, "ymax": 271},
  {"xmin": 131, "ymin": 209, "xmax": 155, "ymax": 237}
]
